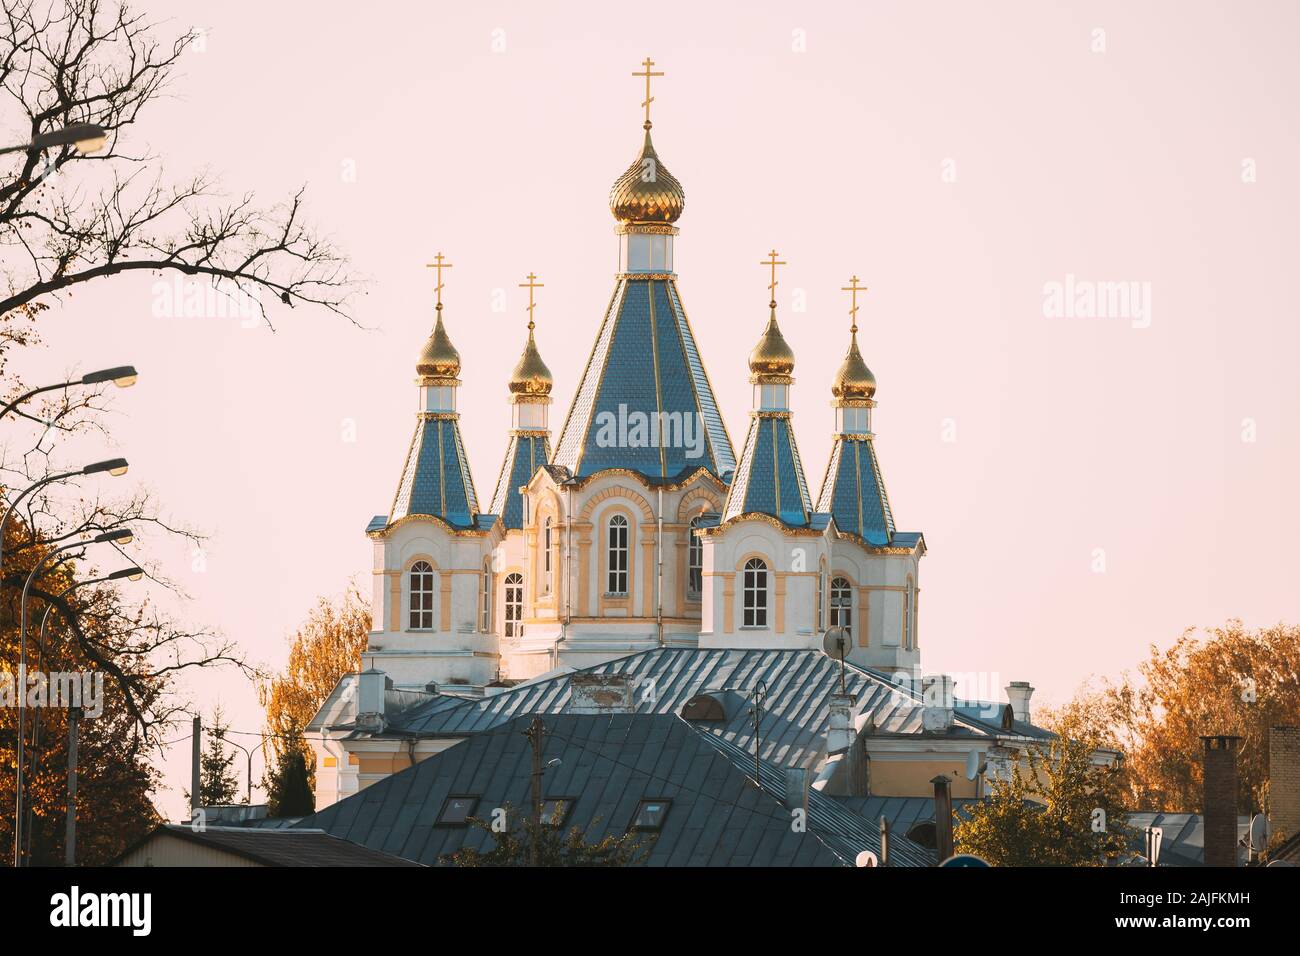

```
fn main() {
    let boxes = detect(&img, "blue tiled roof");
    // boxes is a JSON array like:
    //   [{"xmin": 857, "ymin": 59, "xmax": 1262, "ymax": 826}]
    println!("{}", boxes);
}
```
[
  {"xmin": 552, "ymin": 277, "xmax": 735, "ymax": 481},
  {"xmin": 389, "ymin": 416, "xmax": 480, "ymax": 530},
  {"xmin": 815, "ymin": 437, "xmax": 895, "ymax": 546},
  {"xmin": 488, "ymin": 432, "xmax": 550, "ymax": 530},
  {"xmin": 723, "ymin": 415, "xmax": 813, "ymax": 527}
]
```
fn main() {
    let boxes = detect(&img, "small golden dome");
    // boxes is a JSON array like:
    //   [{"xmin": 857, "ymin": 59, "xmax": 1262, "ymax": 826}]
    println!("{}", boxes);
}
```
[
  {"xmin": 832, "ymin": 333, "xmax": 876, "ymax": 400},
  {"xmin": 416, "ymin": 311, "xmax": 461, "ymax": 378},
  {"xmin": 749, "ymin": 307, "xmax": 796, "ymax": 377},
  {"xmin": 609, "ymin": 130, "xmax": 685, "ymax": 224},
  {"xmin": 509, "ymin": 330, "xmax": 553, "ymax": 396}
]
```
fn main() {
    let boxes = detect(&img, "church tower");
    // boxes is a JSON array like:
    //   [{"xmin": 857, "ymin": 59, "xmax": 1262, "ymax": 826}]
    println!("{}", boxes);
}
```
[
  {"xmin": 362, "ymin": 255, "xmax": 498, "ymax": 691},
  {"xmin": 814, "ymin": 278, "xmax": 925, "ymax": 671}
]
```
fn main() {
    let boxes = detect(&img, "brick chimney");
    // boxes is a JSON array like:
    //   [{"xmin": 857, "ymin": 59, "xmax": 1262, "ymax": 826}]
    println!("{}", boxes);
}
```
[
  {"xmin": 828, "ymin": 693, "xmax": 856, "ymax": 754},
  {"xmin": 1270, "ymin": 725, "xmax": 1300, "ymax": 841},
  {"xmin": 569, "ymin": 674, "xmax": 633, "ymax": 714},
  {"xmin": 1201, "ymin": 735, "xmax": 1241, "ymax": 867},
  {"xmin": 921, "ymin": 675, "xmax": 955, "ymax": 733},
  {"xmin": 355, "ymin": 668, "xmax": 390, "ymax": 733},
  {"xmin": 1005, "ymin": 681, "xmax": 1034, "ymax": 724},
  {"xmin": 931, "ymin": 774, "xmax": 954, "ymax": 862}
]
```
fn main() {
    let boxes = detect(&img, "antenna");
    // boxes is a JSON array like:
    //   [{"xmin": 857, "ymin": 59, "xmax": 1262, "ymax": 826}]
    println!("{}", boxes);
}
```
[
  {"xmin": 1249, "ymin": 814, "xmax": 1270, "ymax": 859},
  {"xmin": 822, "ymin": 626, "xmax": 849, "ymax": 695},
  {"xmin": 854, "ymin": 849, "xmax": 878, "ymax": 867},
  {"xmin": 964, "ymin": 749, "xmax": 987, "ymax": 781}
]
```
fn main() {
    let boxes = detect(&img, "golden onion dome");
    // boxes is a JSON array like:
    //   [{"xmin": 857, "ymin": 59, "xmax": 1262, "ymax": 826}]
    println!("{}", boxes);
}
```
[
  {"xmin": 509, "ymin": 329, "xmax": 553, "ymax": 396},
  {"xmin": 416, "ymin": 311, "xmax": 461, "ymax": 378},
  {"xmin": 609, "ymin": 130, "xmax": 685, "ymax": 224},
  {"xmin": 832, "ymin": 333, "xmax": 876, "ymax": 400},
  {"xmin": 749, "ymin": 307, "xmax": 796, "ymax": 377}
]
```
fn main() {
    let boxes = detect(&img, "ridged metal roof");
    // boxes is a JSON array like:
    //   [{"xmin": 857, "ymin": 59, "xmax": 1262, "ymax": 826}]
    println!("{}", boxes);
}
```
[
  {"xmin": 552, "ymin": 277, "xmax": 735, "ymax": 481},
  {"xmin": 723, "ymin": 414, "xmax": 813, "ymax": 526},
  {"xmin": 816, "ymin": 436, "xmax": 895, "ymax": 546},
  {"xmin": 296, "ymin": 713, "xmax": 931, "ymax": 866},
  {"xmin": 488, "ymin": 432, "xmax": 550, "ymax": 530}
]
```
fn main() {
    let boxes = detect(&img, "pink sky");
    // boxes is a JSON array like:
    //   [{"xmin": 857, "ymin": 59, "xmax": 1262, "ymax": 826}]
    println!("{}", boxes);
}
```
[{"xmin": 10, "ymin": 0, "xmax": 1300, "ymax": 818}]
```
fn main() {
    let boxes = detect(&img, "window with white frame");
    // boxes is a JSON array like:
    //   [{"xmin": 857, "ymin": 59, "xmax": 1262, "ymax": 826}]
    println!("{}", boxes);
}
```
[
  {"xmin": 480, "ymin": 560, "xmax": 492, "ymax": 632},
  {"xmin": 830, "ymin": 577, "xmax": 852, "ymax": 640},
  {"xmin": 409, "ymin": 560, "xmax": 435, "ymax": 630},
  {"xmin": 687, "ymin": 516, "xmax": 703, "ymax": 598},
  {"xmin": 607, "ymin": 514, "xmax": 629, "ymax": 594},
  {"xmin": 543, "ymin": 518, "xmax": 553, "ymax": 595},
  {"xmin": 504, "ymin": 573, "xmax": 523, "ymax": 638},
  {"xmin": 742, "ymin": 557, "xmax": 768, "ymax": 628},
  {"xmin": 816, "ymin": 564, "xmax": 825, "ymax": 632}
]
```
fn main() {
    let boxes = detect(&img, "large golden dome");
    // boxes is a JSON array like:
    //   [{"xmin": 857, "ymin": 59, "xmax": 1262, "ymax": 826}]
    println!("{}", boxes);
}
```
[
  {"xmin": 749, "ymin": 307, "xmax": 795, "ymax": 377},
  {"xmin": 832, "ymin": 333, "xmax": 876, "ymax": 400},
  {"xmin": 609, "ymin": 130, "xmax": 685, "ymax": 224},
  {"xmin": 509, "ymin": 330, "xmax": 553, "ymax": 396},
  {"xmin": 416, "ymin": 311, "xmax": 461, "ymax": 378}
]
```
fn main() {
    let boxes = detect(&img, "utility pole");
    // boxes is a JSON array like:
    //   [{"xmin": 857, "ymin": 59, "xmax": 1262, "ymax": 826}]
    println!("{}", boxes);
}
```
[
  {"xmin": 524, "ymin": 717, "xmax": 545, "ymax": 867},
  {"xmin": 65, "ymin": 707, "xmax": 79, "ymax": 867},
  {"xmin": 190, "ymin": 715, "xmax": 202, "ymax": 819},
  {"xmin": 750, "ymin": 682, "xmax": 767, "ymax": 789}
]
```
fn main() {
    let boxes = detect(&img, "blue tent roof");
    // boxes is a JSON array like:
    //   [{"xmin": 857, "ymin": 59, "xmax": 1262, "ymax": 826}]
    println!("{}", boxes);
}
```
[
  {"xmin": 723, "ymin": 414, "xmax": 813, "ymax": 527},
  {"xmin": 389, "ymin": 416, "xmax": 480, "ymax": 530},
  {"xmin": 816, "ymin": 436, "xmax": 895, "ymax": 546},
  {"xmin": 488, "ymin": 432, "xmax": 550, "ymax": 530},
  {"xmin": 552, "ymin": 277, "xmax": 735, "ymax": 482}
]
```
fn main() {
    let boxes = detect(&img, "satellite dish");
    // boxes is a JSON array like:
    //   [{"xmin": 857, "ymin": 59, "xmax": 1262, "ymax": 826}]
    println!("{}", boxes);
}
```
[
  {"xmin": 964, "ymin": 750, "xmax": 987, "ymax": 781},
  {"xmin": 1249, "ymin": 814, "xmax": 1270, "ymax": 851},
  {"xmin": 823, "ymin": 626, "xmax": 849, "ymax": 658},
  {"xmin": 1266, "ymin": 859, "xmax": 1296, "ymax": 867},
  {"xmin": 855, "ymin": 850, "xmax": 878, "ymax": 867},
  {"xmin": 939, "ymin": 853, "xmax": 990, "ymax": 868}
]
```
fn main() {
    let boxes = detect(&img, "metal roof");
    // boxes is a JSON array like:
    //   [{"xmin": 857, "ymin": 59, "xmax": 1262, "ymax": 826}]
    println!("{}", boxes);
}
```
[
  {"xmin": 386, "ymin": 648, "xmax": 1030, "ymax": 762},
  {"xmin": 389, "ymin": 415, "xmax": 480, "ymax": 529},
  {"xmin": 1124, "ymin": 812, "xmax": 1252, "ymax": 866},
  {"xmin": 114, "ymin": 825, "xmax": 423, "ymax": 867},
  {"xmin": 551, "ymin": 277, "xmax": 736, "ymax": 481},
  {"xmin": 489, "ymin": 432, "xmax": 550, "ymax": 530},
  {"xmin": 296, "ymin": 713, "xmax": 930, "ymax": 866}
]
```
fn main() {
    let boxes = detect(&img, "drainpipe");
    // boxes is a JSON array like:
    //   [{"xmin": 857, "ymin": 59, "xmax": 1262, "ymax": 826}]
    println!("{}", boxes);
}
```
[
  {"xmin": 566, "ymin": 486, "xmax": 573, "ymax": 627},
  {"xmin": 656, "ymin": 487, "xmax": 664, "ymax": 645}
]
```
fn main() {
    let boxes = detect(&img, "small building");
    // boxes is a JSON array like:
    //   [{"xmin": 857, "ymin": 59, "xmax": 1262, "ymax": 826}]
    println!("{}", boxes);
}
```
[{"xmin": 113, "ymin": 825, "xmax": 422, "ymax": 867}]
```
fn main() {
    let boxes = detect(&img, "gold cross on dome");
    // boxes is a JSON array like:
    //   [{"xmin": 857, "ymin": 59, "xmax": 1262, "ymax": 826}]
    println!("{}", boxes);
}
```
[
  {"xmin": 424, "ymin": 252, "xmax": 454, "ymax": 309},
  {"xmin": 518, "ymin": 272, "xmax": 544, "ymax": 331},
  {"xmin": 633, "ymin": 57, "xmax": 664, "ymax": 129},
  {"xmin": 760, "ymin": 249, "xmax": 786, "ymax": 306},
  {"xmin": 841, "ymin": 275, "xmax": 868, "ymax": 334}
]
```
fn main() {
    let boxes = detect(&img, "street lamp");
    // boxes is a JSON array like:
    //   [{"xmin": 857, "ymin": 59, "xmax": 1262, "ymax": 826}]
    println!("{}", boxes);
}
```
[
  {"xmin": 26, "ymin": 565, "xmax": 143, "ymax": 866},
  {"xmin": 0, "ymin": 122, "xmax": 108, "ymax": 156},
  {"xmin": 0, "ymin": 457, "xmax": 129, "ymax": 572},
  {"xmin": 1, "ymin": 365, "xmax": 138, "ymax": 422},
  {"xmin": 13, "ymin": 527, "xmax": 134, "ymax": 867},
  {"xmin": 224, "ymin": 735, "xmax": 271, "ymax": 807}
]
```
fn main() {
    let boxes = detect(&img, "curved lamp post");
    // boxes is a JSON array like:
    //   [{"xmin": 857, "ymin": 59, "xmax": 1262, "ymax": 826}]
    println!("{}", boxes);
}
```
[
  {"xmin": 24, "ymin": 565, "xmax": 143, "ymax": 867},
  {"xmin": 0, "ymin": 457, "xmax": 129, "ymax": 574},
  {"xmin": 13, "ymin": 527, "xmax": 133, "ymax": 867},
  {"xmin": 0, "ymin": 122, "xmax": 108, "ymax": 156},
  {"xmin": 224, "ymin": 735, "xmax": 271, "ymax": 807},
  {"xmin": 0, "ymin": 365, "xmax": 137, "ymax": 423}
]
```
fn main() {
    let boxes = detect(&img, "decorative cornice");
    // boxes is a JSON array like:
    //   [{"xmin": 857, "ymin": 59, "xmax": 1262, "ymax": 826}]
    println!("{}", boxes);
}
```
[
  {"xmin": 697, "ymin": 511, "xmax": 824, "ymax": 537},
  {"xmin": 367, "ymin": 512, "xmax": 491, "ymax": 539}
]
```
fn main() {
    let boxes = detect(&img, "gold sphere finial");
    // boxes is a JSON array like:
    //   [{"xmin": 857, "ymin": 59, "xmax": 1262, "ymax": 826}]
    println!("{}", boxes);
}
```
[
  {"xmin": 509, "ymin": 272, "xmax": 553, "ymax": 396},
  {"xmin": 750, "ymin": 250, "xmax": 795, "ymax": 377},
  {"xmin": 417, "ymin": 253, "xmax": 461, "ymax": 378},
  {"xmin": 610, "ymin": 59, "xmax": 685, "ymax": 224},
  {"xmin": 832, "ymin": 275, "xmax": 876, "ymax": 399}
]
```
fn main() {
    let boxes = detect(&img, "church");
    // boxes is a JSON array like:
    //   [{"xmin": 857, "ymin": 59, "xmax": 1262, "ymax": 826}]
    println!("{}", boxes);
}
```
[{"xmin": 310, "ymin": 63, "xmax": 1060, "ymax": 813}]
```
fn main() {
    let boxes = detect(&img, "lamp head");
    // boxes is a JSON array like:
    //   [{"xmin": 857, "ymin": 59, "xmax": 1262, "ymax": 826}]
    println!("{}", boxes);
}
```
[
  {"xmin": 82, "ymin": 365, "xmax": 138, "ymax": 388},
  {"xmin": 94, "ymin": 528, "xmax": 134, "ymax": 545},
  {"xmin": 108, "ymin": 566, "xmax": 145, "ymax": 582},
  {"xmin": 82, "ymin": 458, "xmax": 128, "ymax": 477}
]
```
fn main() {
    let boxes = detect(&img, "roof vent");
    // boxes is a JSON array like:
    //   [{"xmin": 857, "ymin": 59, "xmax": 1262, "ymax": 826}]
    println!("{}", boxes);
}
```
[{"xmin": 681, "ymin": 692, "xmax": 727, "ymax": 722}]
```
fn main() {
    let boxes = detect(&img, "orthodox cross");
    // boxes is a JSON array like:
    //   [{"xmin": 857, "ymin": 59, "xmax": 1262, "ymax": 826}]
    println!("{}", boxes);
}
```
[
  {"xmin": 519, "ymin": 272, "xmax": 544, "ymax": 332},
  {"xmin": 760, "ymin": 249, "xmax": 786, "ymax": 307},
  {"xmin": 633, "ymin": 57, "xmax": 664, "ymax": 129},
  {"xmin": 425, "ymin": 252, "xmax": 454, "ymax": 310},
  {"xmin": 841, "ymin": 275, "xmax": 868, "ymax": 335}
]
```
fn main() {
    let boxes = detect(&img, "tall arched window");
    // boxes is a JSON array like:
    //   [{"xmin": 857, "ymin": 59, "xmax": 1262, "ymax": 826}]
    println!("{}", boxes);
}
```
[
  {"xmin": 504, "ymin": 573, "xmax": 524, "ymax": 638},
  {"xmin": 607, "ymin": 514, "xmax": 629, "ymax": 594},
  {"xmin": 742, "ymin": 557, "xmax": 768, "ymax": 628},
  {"xmin": 409, "ymin": 560, "xmax": 435, "ymax": 630},
  {"xmin": 904, "ymin": 576, "xmax": 915, "ymax": 649},
  {"xmin": 543, "ymin": 518, "xmax": 553, "ymax": 595},
  {"xmin": 480, "ymin": 560, "xmax": 492, "ymax": 633},
  {"xmin": 687, "ymin": 516, "xmax": 703, "ymax": 598},
  {"xmin": 830, "ymin": 577, "xmax": 852, "ymax": 640}
]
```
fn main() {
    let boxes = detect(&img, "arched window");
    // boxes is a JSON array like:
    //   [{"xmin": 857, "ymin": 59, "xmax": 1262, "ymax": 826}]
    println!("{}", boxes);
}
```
[
  {"xmin": 742, "ymin": 557, "xmax": 768, "ymax": 628},
  {"xmin": 480, "ymin": 560, "xmax": 492, "ymax": 633},
  {"xmin": 409, "ymin": 560, "xmax": 435, "ymax": 630},
  {"xmin": 504, "ymin": 573, "xmax": 524, "ymax": 638},
  {"xmin": 543, "ymin": 518, "xmax": 553, "ymax": 595},
  {"xmin": 830, "ymin": 577, "xmax": 852, "ymax": 640},
  {"xmin": 687, "ymin": 516, "xmax": 703, "ymax": 598},
  {"xmin": 607, "ymin": 514, "xmax": 629, "ymax": 594},
  {"xmin": 904, "ymin": 576, "xmax": 915, "ymax": 649}
]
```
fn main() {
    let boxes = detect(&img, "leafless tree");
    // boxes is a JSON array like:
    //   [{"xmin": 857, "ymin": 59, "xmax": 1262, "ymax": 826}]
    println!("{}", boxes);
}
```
[{"xmin": 0, "ymin": 0, "xmax": 359, "ymax": 329}]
